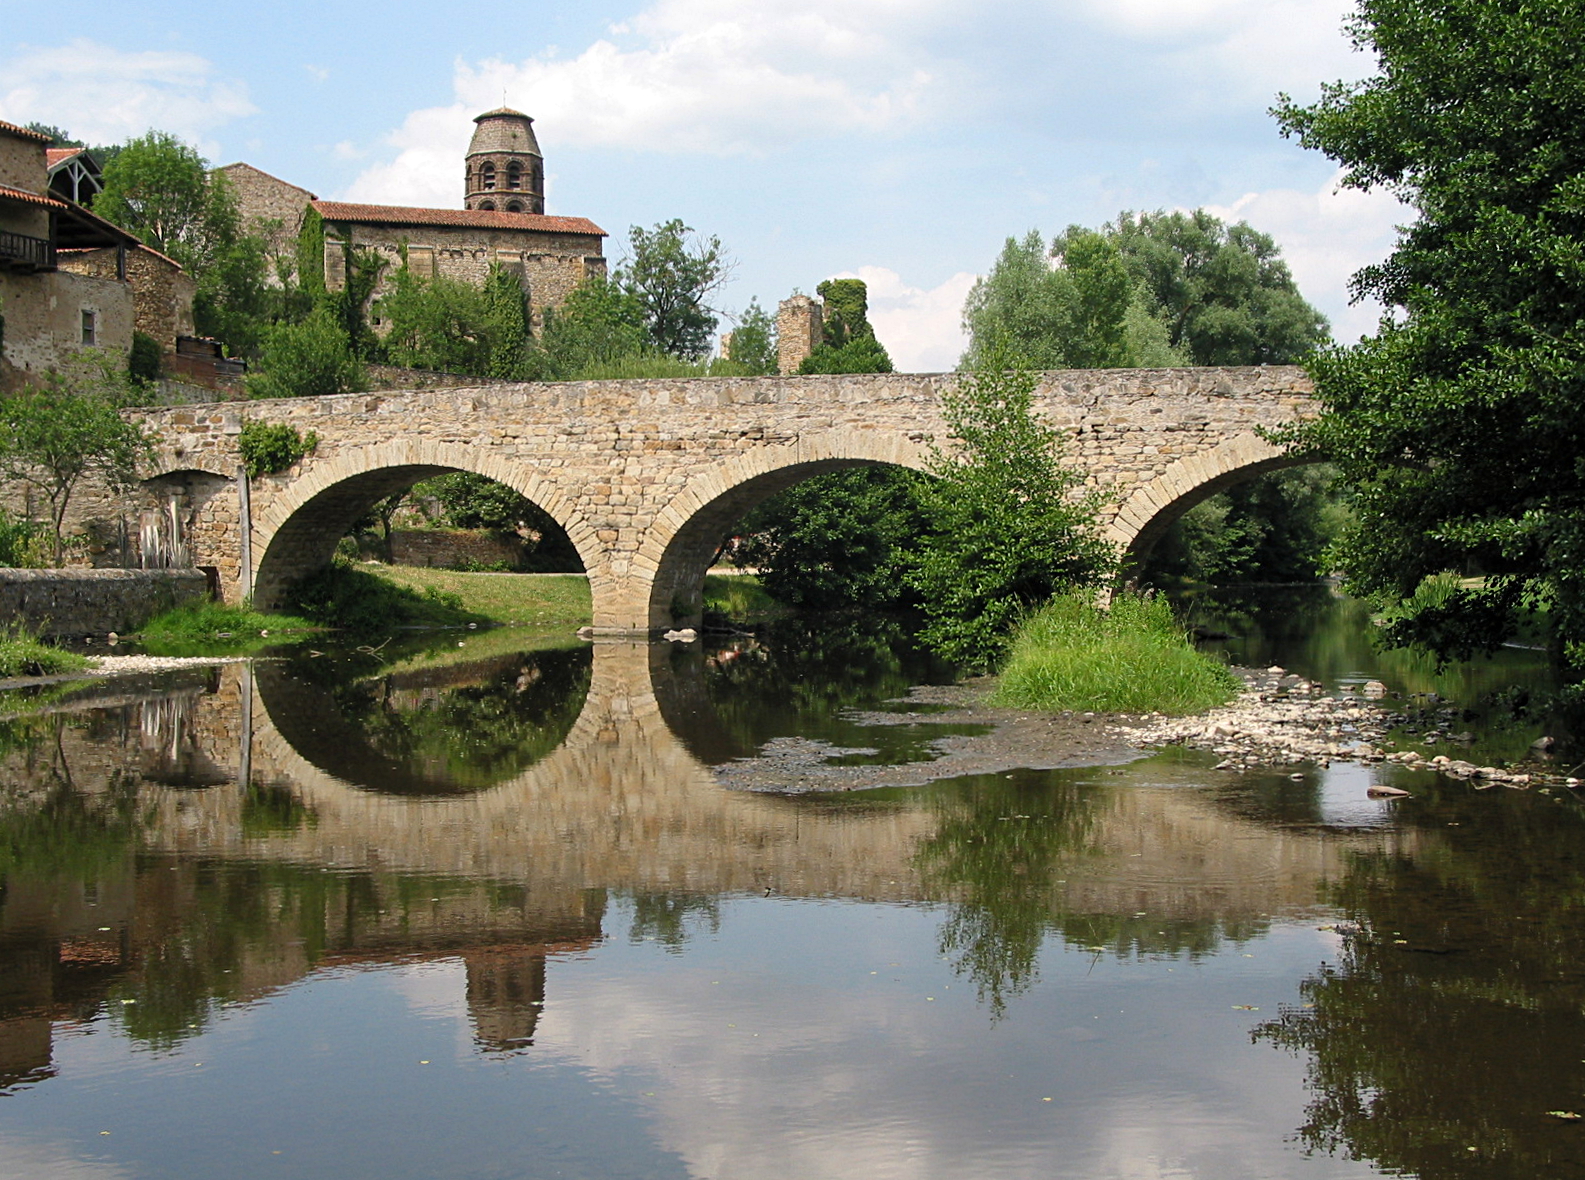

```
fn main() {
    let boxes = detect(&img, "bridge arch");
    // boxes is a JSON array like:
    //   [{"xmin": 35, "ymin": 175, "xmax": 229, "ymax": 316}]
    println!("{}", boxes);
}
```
[
  {"xmin": 1104, "ymin": 431, "xmax": 1311, "ymax": 571},
  {"xmin": 630, "ymin": 430, "xmax": 930, "ymax": 630},
  {"xmin": 245, "ymin": 440, "xmax": 598, "ymax": 610}
]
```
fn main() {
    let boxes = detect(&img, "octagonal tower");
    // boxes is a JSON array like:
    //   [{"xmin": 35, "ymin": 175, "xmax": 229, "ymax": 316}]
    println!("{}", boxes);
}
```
[{"xmin": 464, "ymin": 108, "xmax": 544, "ymax": 214}]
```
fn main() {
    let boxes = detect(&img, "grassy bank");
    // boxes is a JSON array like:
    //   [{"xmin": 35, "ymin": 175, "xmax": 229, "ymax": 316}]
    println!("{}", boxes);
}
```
[
  {"xmin": 347, "ymin": 565, "xmax": 592, "ymax": 628},
  {"xmin": 0, "ymin": 627, "xmax": 90, "ymax": 679},
  {"xmin": 994, "ymin": 592, "xmax": 1239, "ymax": 715},
  {"xmin": 702, "ymin": 573, "xmax": 789, "ymax": 625},
  {"xmin": 140, "ymin": 601, "xmax": 318, "ymax": 656}
]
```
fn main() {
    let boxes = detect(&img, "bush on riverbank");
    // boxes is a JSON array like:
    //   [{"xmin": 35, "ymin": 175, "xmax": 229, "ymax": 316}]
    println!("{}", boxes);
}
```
[
  {"xmin": 994, "ymin": 592, "xmax": 1239, "ymax": 715},
  {"xmin": 0, "ymin": 627, "xmax": 90, "ymax": 678}
]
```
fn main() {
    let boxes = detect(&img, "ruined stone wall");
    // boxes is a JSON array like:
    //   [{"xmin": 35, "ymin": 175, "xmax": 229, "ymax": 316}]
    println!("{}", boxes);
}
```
[
  {"xmin": 56, "ymin": 247, "xmax": 196, "ymax": 348},
  {"xmin": 775, "ymin": 295, "xmax": 822, "ymax": 375},
  {"xmin": 0, "ymin": 568, "xmax": 208, "ymax": 636}
]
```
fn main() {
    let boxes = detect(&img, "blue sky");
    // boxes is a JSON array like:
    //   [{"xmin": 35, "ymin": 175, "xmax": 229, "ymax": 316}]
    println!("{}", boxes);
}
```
[{"xmin": 1, "ymin": 0, "xmax": 1404, "ymax": 370}]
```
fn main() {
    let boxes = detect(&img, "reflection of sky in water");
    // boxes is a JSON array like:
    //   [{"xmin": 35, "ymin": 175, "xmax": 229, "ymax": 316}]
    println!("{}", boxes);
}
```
[{"xmin": 0, "ymin": 900, "xmax": 1373, "ymax": 1180}]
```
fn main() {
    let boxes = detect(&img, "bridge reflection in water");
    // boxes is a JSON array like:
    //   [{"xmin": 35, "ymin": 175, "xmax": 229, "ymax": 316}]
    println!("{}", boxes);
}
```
[{"xmin": 0, "ymin": 640, "xmax": 1404, "ymax": 1093}]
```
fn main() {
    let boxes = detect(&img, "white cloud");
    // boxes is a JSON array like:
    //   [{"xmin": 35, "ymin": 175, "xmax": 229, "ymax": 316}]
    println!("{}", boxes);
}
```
[
  {"xmin": 832, "ymin": 266, "xmax": 977, "ymax": 373},
  {"xmin": 0, "ymin": 39, "xmax": 255, "ymax": 153},
  {"xmin": 1203, "ymin": 168, "xmax": 1409, "ymax": 344}
]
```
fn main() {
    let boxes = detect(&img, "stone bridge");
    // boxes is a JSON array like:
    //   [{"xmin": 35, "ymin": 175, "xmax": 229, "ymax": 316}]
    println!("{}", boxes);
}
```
[{"xmin": 128, "ymin": 367, "xmax": 1314, "ymax": 630}]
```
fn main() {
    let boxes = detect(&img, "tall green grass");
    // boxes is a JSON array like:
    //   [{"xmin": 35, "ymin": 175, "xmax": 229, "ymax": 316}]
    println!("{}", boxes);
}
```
[
  {"xmin": 993, "ymin": 591, "xmax": 1239, "ymax": 715},
  {"xmin": 0, "ymin": 626, "xmax": 90, "ymax": 678},
  {"xmin": 140, "ymin": 601, "xmax": 318, "ymax": 656},
  {"xmin": 701, "ymin": 574, "xmax": 789, "ymax": 625}
]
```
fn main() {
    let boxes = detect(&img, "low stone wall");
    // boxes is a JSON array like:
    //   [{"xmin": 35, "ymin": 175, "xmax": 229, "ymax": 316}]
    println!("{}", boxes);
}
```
[
  {"xmin": 388, "ymin": 529, "xmax": 528, "ymax": 569},
  {"xmin": 0, "ymin": 569, "xmax": 210, "ymax": 637}
]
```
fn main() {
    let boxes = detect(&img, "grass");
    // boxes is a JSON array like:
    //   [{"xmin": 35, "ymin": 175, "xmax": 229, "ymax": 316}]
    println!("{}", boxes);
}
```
[
  {"xmin": 702, "ymin": 573, "xmax": 789, "ymax": 625},
  {"xmin": 140, "ymin": 601, "xmax": 319, "ymax": 656},
  {"xmin": 342, "ymin": 564, "xmax": 592, "ymax": 628},
  {"xmin": 993, "ymin": 591, "xmax": 1240, "ymax": 715},
  {"xmin": 0, "ymin": 626, "xmax": 91, "ymax": 679}
]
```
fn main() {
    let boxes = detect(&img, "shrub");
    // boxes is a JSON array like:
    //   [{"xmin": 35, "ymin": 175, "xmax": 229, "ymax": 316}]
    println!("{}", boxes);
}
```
[
  {"xmin": 0, "ymin": 626, "xmax": 90, "ymax": 678},
  {"xmin": 128, "ymin": 331, "xmax": 164, "ymax": 387},
  {"xmin": 247, "ymin": 306, "xmax": 365, "ymax": 400},
  {"xmin": 238, "ymin": 421, "xmax": 318, "ymax": 478},
  {"xmin": 994, "ymin": 591, "xmax": 1239, "ymax": 715}
]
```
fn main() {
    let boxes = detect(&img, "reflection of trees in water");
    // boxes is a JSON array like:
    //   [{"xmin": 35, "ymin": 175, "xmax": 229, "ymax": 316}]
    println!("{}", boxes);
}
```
[
  {"xmin": 916, "ymin": 773, "xmax": 1260, "ymax": 1019},
  {"xmin": 1256, "ymin": 786, "xmax": 1585, "ymax": 1176},
  {"xmin": 667, "ymin": 617, "xmax": 956, "ymax": 764},
  {"xmin": 626, "ymin": 892, "xmax": 721, "ymax": 953},
  {"xmin": 271, "ymin": 647, "xmax": 592, "ymax": 795}
]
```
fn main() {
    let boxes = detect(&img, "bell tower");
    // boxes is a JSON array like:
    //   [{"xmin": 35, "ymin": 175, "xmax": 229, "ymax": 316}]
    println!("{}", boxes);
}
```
[{"xmin": 464, "ymin": 108, "xmax": 544, "ymax": 214}]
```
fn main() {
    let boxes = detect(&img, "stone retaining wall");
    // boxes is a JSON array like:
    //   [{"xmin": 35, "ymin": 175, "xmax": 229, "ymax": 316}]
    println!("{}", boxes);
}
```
[{"xmin": 0, "ymin": 569, "xmax": 210, "ymax": 637}]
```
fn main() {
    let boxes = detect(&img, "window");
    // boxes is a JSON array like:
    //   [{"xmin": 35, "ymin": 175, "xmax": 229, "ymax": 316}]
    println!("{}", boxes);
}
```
[
  {"xmin": 505, "ymin": 201, "xmax": 523, "ymax": 213},
  {"xmin": 81, "ymin": 309, "xmax": 96, "ymax": 346},
  {"xmin": 479, "ymin": 200, "xmax": 496, "ymax": 211},
  {"xmin": 506, "ymin": 161, "xmax": 522, "ymax": 190},
  {"xmin": 481, "ymin": 162, "xmax": 496, "ymax": 190}
]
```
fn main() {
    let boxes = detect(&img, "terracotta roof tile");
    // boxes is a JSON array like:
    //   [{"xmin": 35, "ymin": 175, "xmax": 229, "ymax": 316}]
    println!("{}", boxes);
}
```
[
  {"xmin": 46, "ymin": 147, "xmax": 84, "ymax": 167},
  {"xmin": 311, "ymin": 200, "xmax": 605, "ymax": 237},
  {"xmin": 0, "ymin": 119, "xmax": 52, "ymax": 145},
  {"xmin": 0, "ymin": 183, "xmax": 68, "ymax": 210}
]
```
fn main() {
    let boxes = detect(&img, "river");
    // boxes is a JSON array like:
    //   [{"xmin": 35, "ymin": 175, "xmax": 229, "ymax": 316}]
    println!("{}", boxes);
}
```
[{"xmin": 1, "ymin": 587, "xmax": 1582, "ymax": 1179}]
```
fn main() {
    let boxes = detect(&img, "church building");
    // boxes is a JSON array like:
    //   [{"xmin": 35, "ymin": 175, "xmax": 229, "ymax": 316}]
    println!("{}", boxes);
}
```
[{"xmin": 223, "ymin": 109, "xmax": 606, "ymax": 331}]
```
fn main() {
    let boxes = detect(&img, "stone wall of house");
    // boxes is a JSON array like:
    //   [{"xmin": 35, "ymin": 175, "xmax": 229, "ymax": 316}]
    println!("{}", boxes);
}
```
[
  {"xmin": 0, "ymin": 270, "xmax": 133, "ymax": 390},
  {"xmin": 56, "ymin": 246, "xmax": 196, "ymax": 348},
  {"xmin": 217, "ymin": 163, "xmax": 314, "ymax": 266},
  {"xmin": 0, "ymin": 134, "xmax": 46, "ymax": 201},
  {"xmin": 0, "ymin": 568, "xmax": 209, "ymax": 637},
  {"xmin": 325, "ymin": 225, "xmax": 605, "ymax": 327}
]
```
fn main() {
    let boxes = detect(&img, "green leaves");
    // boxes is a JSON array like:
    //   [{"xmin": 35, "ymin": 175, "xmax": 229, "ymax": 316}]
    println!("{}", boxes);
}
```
[{"xmin": 616, "ymin": 219, "xmax": 728, "ymax": 360}]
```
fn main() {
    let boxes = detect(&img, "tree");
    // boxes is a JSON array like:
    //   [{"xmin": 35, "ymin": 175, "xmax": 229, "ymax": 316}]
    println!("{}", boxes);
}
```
[
  {"xmin": 0, "ymin": 351, "xmax": 152, "ymax": 566},
  {"xmin": 908, "ymin": 351, "xmax": 1116, "ymax": 669},
  {"xmin": 95, "ymin": 132, "xmax": 270, "ymax": 355},
  {"xmin": 533, "ymin": 276, "xmax": 650, "ymax": 377},
  {"xmin": 482, "ymin": 263, "xmax": 532, "ymax": 380},
  {"xmin": 247, "ymin": 307, "xmax": 365, "ymax": 400},
  {"xmin": 725, "ymin": 298, "xmax": 777, "ymax": 375},
  {"xmin": 376, "ymin": 265, "xmax": 490, "ymax": 375},
  {"xmin": 617, "ymin": 220, "xmax": 728, "ymax": 359},
  {"xmin": 1271, "ymin": 0, "xmax": 1585, "ymax": 667}
]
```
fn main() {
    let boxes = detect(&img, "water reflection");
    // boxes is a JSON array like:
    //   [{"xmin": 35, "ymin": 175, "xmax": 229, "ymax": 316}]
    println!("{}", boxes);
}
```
[{"xmin": 0, "ymin": 608, "xmax": 1578, "ymax": 1178}]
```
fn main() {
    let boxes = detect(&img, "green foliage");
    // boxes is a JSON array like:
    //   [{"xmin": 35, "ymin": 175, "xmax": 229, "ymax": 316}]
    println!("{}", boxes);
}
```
[
  {"xmin": 285, "ymin": 560, "xmax": 484, "ymax": 633},
  {"xmin": 247, "ymin": 306, "xmax": 365, "ymax": 400},
  {"xmin": 324, "ymin": 244, "xmax": 386, "ymax": 361},
  {"xmin": 0, "ymin": 507, "xmax": 46, "ymax": 568},
  {"xmin": 296, "ymin": 205, "xmax": 326, "ymax": 301},
  {"xmin": 413, "ymin": 472, "xmax": 583, "ymax": 570},
  {"xmin": 568, "ymin": 353, "xmax": 750, "ymax": 381},
  {"xmin": 0, "ymin": 626, "xmax": 91, "ymax": 678},
  {"xmin": 700, "ymin": 574, "xmax": 788, "ymax": 625},
  {"xmin": 799, "ymin": 278, "xmax": 894, "ymax": 373},
  {"xmin": 96, "ymin": 134, "xmax": 270, "ymax": 356},
  {"xmin": 725, "ymin": 298, "xmax": 777, "ymax": 374},
  {"xmin": 139, "ymin": 601, "xmax": 315, "ymax": 655},
  {"xmin": 908, "ymin": 353, "xmax": 1116, "ymax": 669},
  {"xmin": 993, "ymin": 592, "xmax": 1239, "ymax": 713},
  {"xmin": 0, "ymin": 351, "xmax": 152, "ymax": 566},
  {"xmin": 532, "ymin": 275, "xmax": 650, "ymax": 378},
  {"xmin": 237, "ymin": 420, "xmax": 318, "ymax": 478},
  {"xmin": 128, "ymin": 330, "xmax": 163, "ymax": 387},
  {"xmin": 482, "ymin": 263, "xmax": 532, "ymax": 380},
  {"xmin": 962, "ymin": 211, "xmax": 1327, "ymax": 369},
  {"xmin": 617, "ymin": 219, "xmax": 728, "ymax": 359},
  {"xmin": 1271, "ymin": 0, "xmax": 1585, "ymax": 672},
  {"xmin": 377, "ymin": 264, "xmax": 490, "ymax": 374},
  {"xmin": 1141, "ymin": 466, "xmax": 1348, "ymax": 585},
  {"xmin": 736, "ymin": 467, "xmax": 929, "ymax": 611}
]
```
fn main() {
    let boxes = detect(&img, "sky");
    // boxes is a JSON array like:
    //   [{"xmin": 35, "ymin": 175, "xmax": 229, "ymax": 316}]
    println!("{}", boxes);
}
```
[{"xmin": 0, "ymin": 0, "xmax": 1406, "ymax": 371}]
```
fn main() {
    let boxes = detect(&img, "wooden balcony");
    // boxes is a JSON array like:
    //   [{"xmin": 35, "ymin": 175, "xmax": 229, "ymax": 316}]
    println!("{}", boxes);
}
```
[{"xmin": 0, "ymin": 230, "xmax": 56, "ymax": 272}]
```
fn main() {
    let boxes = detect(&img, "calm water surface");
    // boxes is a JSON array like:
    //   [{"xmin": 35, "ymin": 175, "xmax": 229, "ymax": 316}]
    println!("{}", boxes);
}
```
[{"xmin": 3, "ymin": 595, "xmax": 1584, "ymax": 1179}]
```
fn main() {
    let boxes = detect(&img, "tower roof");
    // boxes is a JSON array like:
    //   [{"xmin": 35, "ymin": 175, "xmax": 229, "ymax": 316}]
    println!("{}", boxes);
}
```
[{"xmin": 468, "ymin": 108, "xmax": 541, "ymax": 159}]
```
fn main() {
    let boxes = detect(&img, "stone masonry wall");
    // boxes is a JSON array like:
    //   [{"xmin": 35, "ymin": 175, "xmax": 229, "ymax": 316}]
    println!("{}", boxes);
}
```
[
  {"xmin": 0, "ymin": 568, "xmax": 209, "ymax": 637},
  {"xmin": 217, "ymin": 163, "xmax": 315, "ymax": 269},
  {"xmin": 111, "ymin": 367, "xmax": 1316, "ymax": 629},
  {"xmin": 57, "ymin": 246, "xmax": 197, "ymax": 348}
]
